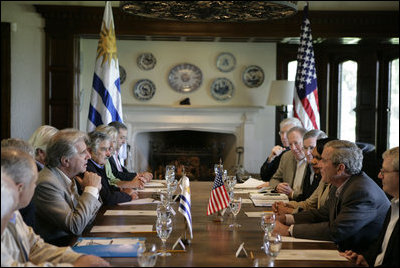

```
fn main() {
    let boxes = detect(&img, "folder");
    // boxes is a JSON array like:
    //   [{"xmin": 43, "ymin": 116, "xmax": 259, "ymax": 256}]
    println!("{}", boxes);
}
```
[{"xmin": 72, "ymin": 237, "xmax": 145, "ymax": 257}]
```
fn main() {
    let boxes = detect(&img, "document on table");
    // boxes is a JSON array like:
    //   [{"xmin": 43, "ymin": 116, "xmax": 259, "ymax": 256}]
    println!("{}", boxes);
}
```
[
  {"xmin": 281, "ymin": 236, "xmax": 333, "ymax": 243},
  {"xmin": 244, "ymin": 211, "xmax": 272, "ymax": 217},
  {"xmin": 91, "ymin": 225, "xmax": 153, "ymax": 233},
  {"xmin": 104, "ymin": 210, "xmax": 157, "ymax": 216},
  {"xmin": 275, "ymin": 249, "xmax": 347, "ymax": 261},
  {"xmin": 144, "ymin": 181, "xmax": 165, "ymax": 187},
  {"xmin": 136, "ymin": 187, "xmax": 166, "ymax": 193},
  {"xmin": 74, "ymin": 237, "xmax": 144, "ymax": 246},
  {"xmin": 249, "ymin": 193, "xmax": 288, "ymax": 200},
  {"xmin": 251, "ymin": 198, "xmax": 288, "ymax": 207},
  {"xmin": 233, "ymin": 189, "xmax": 260, "ymax": 194},
  {"xmin": 241, "ymin": 198, "xmax": 253, "ymax": 204},
  {"xmin": 235, "ymin": 178, "xmax": 265, "ymax": 189},
  {"xmin": 118, "ymin": 198, "xmax": 159, "ymax": 205}
]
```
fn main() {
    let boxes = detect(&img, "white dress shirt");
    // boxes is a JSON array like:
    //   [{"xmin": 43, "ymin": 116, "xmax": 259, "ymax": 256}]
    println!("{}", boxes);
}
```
[{"xmin": 374, "ymin": 198, "xmax": 399, "ymax": 266}]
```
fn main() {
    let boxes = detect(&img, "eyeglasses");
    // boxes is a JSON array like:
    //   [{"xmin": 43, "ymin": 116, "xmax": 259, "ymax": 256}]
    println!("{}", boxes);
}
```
[{"xmin": 380, "ymin": 169, "xmax": 399, "ymax": 176}]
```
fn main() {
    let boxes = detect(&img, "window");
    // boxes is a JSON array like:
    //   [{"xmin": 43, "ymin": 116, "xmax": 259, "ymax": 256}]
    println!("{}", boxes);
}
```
[
  {"xmin": 388, "ymin": 58, "xmax": 399, "ymax": 148},
  {"xmin": 288, "ymin": 60, "xmax": 297, "ymax": 81},
  {"xmin": 338, "ymin": 60, "xmax": 358, "ymax": 142}
]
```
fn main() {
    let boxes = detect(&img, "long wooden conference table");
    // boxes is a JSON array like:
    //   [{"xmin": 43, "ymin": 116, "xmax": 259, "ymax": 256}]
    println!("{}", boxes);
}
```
[{"xmin": 79, "ymin": 181, "xmax": 356, "ymax": 267}]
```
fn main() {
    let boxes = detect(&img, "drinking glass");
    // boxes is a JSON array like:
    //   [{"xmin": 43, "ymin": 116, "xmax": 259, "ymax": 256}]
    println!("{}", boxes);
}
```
[
  {"xmin": 260, "ymin": 213, "xmax": 276, "ymax": 234},
  {"xmin": 214, "ymin": 164, "xmax": 223, "ymax": 176},
  {"xmin": 263, "ymin": 231, "xmax": 282, "ymax": 265},
  {"xmin": 159, "ymin": 190, "xmax": 170, "ymax": 207},
  {"xmin": 165, "ymin": 165, "xmax": 175, "ymax": 184},
  {"xmin": 167, "ymin": 179, "xmax": 178, "ymax": 202},
  {"xmin": 156, "ymin": 217, "xmax": 173, "ymax": 257},
  {"xmin": 156, "ymin": 202, "xmax": 172, "ymax": 220},
  {"xmin": 229, "ymin": 197, "xmax": 242, "ymax": 229},
  {"xmin": 137, "ymin": 243, "xmax": 158, "ymax": 267}
]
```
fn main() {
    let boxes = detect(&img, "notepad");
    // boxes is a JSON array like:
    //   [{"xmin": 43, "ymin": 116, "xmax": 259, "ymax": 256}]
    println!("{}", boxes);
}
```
[
  {"xmin": 91, "ymin": 225, "xmax": 153, "ymax": 233},
  {"xmin": 118, "ymin": 198, "xmax": 159, "ymax": 205},
  {"xmin": 144, "ymin": 182, "xmax": 165, "ymax": 187},
  {"xmin": 104, "ymin": 210, "xmax": 157, "ymax": 216},
  {"xmin": 275, "ymin": 250, "xmax": 347, "ymax": 261}
]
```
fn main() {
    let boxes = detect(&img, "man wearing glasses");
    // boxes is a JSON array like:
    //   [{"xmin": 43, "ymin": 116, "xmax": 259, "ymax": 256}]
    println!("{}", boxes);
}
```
[{"xmin": 341, "ymin": 146, "xmax": 398, "ymax": 267}]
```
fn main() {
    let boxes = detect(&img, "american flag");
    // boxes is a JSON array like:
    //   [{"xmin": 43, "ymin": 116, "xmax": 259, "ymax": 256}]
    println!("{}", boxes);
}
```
[
  {"xmin": 293, "ymin": 4, "xmax": 320, "ymax": 130},
  {"xmin": 87, "ymin": 1, "xmax": 123, "ymax": 132},
  {"xmin": 207, "ymin": 167, "xmax": 230, "ymax": 215}
]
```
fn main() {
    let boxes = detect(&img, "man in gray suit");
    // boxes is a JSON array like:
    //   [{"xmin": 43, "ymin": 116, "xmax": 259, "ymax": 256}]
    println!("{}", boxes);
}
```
[
  {"xmin": 34, "ymin": 129, "xmax": 103, "ymax": 246},
  {"xmin": 258, "ymin": 126, "xmax": 308, "ymax": 200},
  {"xmin": 274, "ymin": 140, "xmax": 390, "ymax": 252}
]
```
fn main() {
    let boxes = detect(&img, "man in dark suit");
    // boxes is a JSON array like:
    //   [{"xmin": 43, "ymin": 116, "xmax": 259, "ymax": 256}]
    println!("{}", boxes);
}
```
[
  {"xmin": 83, "ymin": 130, "xmax": 138, "ymax": 205},
  {"xmin": 259, "ymin": 117, "xmax": 302, "ymax": 181},
  {"xmin": 340, "ymin": 146, "xmax": 398, "ymax": 267},
  {"xmin": 274, "ymin": 140, "xmax": 390, "ymax": 253},
  {"xmin": 108, "ymin": 121, "xmax": 152, "ymax": 184}
]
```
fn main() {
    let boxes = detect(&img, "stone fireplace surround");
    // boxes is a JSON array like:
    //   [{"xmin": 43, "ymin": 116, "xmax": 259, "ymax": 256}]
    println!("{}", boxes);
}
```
[{"xmin": 123, "ymin": 105, "xmax": 264, "ymax": 176}]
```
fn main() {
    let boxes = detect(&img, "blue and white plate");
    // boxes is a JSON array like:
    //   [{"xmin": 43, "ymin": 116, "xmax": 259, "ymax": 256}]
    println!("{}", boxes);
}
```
[
  {"xmin": 133, "ymin": 79, "xmax": 156, "ymax": 101},
  {"xmin": 210, "ymin": 78, "xmax": 234, "ymax": 101},
  {"xmin": 216, "ymin": 52, "xmax": 236, "ymax": 72},
  {"xmin": 242, "ymin": 65, "xmax": 264, "ymax": 88},
  {"xmin": 137, "ymin": 53, "xmax": 156, "ymax": 70}
]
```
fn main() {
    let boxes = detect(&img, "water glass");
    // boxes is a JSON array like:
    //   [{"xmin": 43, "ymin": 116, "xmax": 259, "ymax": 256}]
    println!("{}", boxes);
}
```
[
  {"xmin": 263, "ymin": 231, "xmax": 282, "ymax": 259},
  {"xmin": 261, "ymin": 212, "xmax": 276, "ymax": 233},
  {"xmin": 137, "ymin": 243, "xmax": 158, "ymax": 267},
  {"xmin": 167, "ymin": 179, "xmax": 178, "ymax": 199},
  {"xmin": 229, "ymin": 197, "xmax": 242, "ymax": 229},
  {"xmin": 156, "ymin": 217, "xmax": 173, "ymax": 257},
  {"xmin": 165, "ymin": 165, "xmax": 175, "ymax": 184},
  {"xmin": 156, "ymin": 202, "xmax": 172, "ymax": 220}
]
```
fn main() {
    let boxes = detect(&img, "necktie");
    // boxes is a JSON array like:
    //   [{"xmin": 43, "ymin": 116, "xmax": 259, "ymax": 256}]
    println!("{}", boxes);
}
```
[{"xmin": 114, "ymin": 154, "xmax": 123, "ymax": 172}]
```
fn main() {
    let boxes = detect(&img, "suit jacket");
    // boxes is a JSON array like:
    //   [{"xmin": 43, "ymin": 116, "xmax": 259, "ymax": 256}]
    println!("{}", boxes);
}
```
[
  {"xmin": 33, "ymin": 167, "xmax": 102, "ymax": 246},
  {"xmin": 269, "ymin": 150, "xmax": 308, "ymax": 199},
  {"xmin": 108, "ymin": 154, "xmax": 137, "ymax": 181},
  {"xmin": 292, "ymin": 172, "xmax": 390, "ymax": 252},
  {"xmin": 364, "ymin": 204, "xmax": 399, "ymax": 267},
  {"xmin": 288, "ymin": 181, "xmax": 331, "ymax": 213},
  {"xmin": 1, "ymin": 211, "xmax": 82, "ymax": 266},
  {"xmin": 260, "ymin": 148, "xmax": 289, "ymax": 181},
  {"xmin": 85, "ymin": 159, "xmax": 132, "ymax": 205},
  {"xmin": 295, "ymin": 165, "xmax": 321, "ymax": 202}
]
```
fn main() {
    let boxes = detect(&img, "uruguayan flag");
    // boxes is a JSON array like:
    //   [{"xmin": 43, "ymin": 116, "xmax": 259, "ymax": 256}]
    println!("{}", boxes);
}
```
[
  {"xmin": 178, "ymin": 176, "xmax": 193, "ymax": 239},
  {"xmin": 87, "ymin": 1, "xmax": 123, "ymax": 132}
]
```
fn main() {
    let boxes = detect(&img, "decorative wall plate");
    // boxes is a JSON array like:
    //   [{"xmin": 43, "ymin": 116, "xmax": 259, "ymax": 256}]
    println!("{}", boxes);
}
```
[
  {"xmin": 216, "ymin": 52, "xmax": 236, "ymax": 72},
  {"xmin": 242, "ymin": 65, "xmax": 265, "ymax": 88},
  {"xmin": 119, "ymin": 65, "xmax": 126, "ymax": 85},
  {"xmin": 210, "ymin": 78, "xmax": 234, "ymax": 101},
  {"xmin": 168, "ymin": 63, "xmax": 203, "ymax": 93},
  {"xmin": 137, "ymin": 53, "xmax": 156, "ymax": 70},
  {"xmin": 133, "ymin": 79, "xmax": 156, "ymax": 101}
]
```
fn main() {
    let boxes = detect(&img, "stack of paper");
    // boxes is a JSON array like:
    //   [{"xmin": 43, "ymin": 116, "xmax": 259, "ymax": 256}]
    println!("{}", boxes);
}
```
[
  {"xmin": 249, "ymin": 193, "xmax": 288, "ymax": 207},
  {"xmin": 72, "ymin": 237, "xmax": 145, "ymax": 257},
  {"xmin": 234, "ymin": 178, "xmax": 265, "ymax": 189}
]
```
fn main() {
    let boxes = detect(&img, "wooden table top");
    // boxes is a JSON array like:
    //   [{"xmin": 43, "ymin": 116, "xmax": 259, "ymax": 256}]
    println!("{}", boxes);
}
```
[{"xmin": 80, "ymin": 181, "xmax": 356, "ymax": 267}]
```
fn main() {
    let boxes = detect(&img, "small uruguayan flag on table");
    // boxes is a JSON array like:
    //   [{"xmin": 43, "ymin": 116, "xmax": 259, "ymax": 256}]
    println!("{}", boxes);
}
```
[
  {"xmin": 178, "ymin": 175, "xmax": 193, "ymax": 239},
  {"xmin": 87, "ymin": 1, "xmax": 123, "ymax": 132}
]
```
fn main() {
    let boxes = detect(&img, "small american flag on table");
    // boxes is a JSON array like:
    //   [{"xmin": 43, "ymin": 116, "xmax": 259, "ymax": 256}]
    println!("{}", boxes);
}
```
[{"xmin": 207, "ymin": 168, "xmax": 230, "ymax": 215}]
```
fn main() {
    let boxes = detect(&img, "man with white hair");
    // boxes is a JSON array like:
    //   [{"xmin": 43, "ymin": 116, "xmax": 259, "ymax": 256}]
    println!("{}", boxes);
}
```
[
  {"xmin": 274, "ymin": 140, "xmax": 390, "ymax": 253},
  {"xmin": 1, "ymin": 148, "xmax": 110, "ymax": 267},
  {"xmin": 34, "ymin": 129, "xmax": 103, "ymax": 246},
  {"xmin": 28, "ymin": 125, "xmax": 59, "ymax": 171},
  {"xmin": 260, "ymin": 117, "xmax": 302, "ymax": 181},
  {"xmin": 1, "ymin": 170, "xmax": 19, "ymax": 235}
]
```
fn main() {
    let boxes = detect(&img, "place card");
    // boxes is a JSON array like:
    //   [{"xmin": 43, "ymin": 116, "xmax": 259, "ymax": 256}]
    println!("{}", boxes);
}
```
[
  {"xmin": 235, "ymin": 242, "xmax": 248, "ymax": 258},
  {"xmin": 172, "ymin": 236, "xmax": 186, "ymax": 250}
]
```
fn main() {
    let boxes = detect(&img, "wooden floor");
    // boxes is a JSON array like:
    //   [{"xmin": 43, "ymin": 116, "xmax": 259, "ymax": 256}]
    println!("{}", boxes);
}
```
[{"xmin": 80, "ymin": 181, "xmax": 356, "ymax": 267}]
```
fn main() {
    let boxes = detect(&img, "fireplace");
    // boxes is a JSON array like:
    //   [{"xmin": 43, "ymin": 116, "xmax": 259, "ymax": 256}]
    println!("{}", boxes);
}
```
[
  {"xmin": 123, "ymin": 105, "xmax": 266, "ymax": 179},
  {"xmin": 141, "ymin": 130, "xmax": 236, "ymax": 181}
]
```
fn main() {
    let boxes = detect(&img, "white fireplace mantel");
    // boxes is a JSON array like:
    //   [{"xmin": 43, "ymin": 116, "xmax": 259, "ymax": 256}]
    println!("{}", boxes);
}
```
[{"xmin": 123, "ymin": 105, "xmax": 265, "ymax": 173}]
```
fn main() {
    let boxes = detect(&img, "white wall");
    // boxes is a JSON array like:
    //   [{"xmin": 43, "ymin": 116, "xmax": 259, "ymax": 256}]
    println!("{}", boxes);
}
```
[
  {"xmin": 1, "ymin": 2, "xmax": 45, "ymax": 140},
  {"xmin": 79, "ymin": 39, "xmax": 276, "ymax": 173}
]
